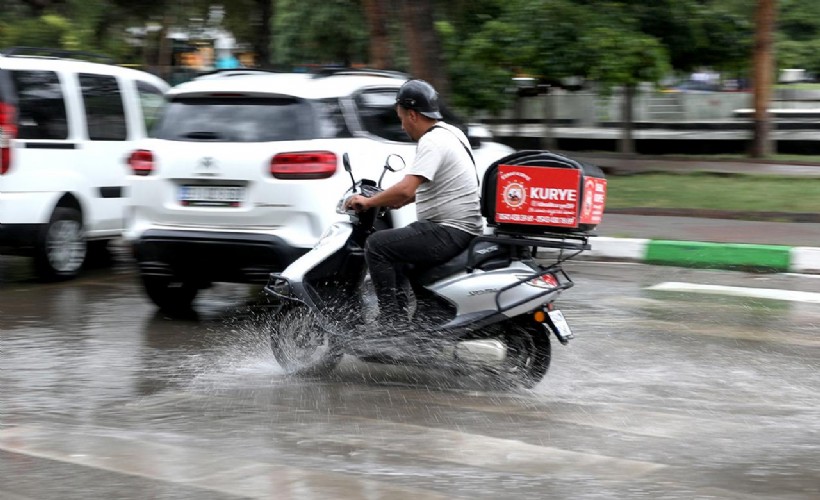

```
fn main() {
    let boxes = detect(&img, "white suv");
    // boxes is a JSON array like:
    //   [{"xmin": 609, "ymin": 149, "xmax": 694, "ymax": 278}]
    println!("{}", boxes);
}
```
[
  {"xmin": 0, "ymin": 48, "xmax": 169, "ymax": 280},
  {"xmin": 124, "ymin": 69, "xmax": 514, "ymax": 310}
]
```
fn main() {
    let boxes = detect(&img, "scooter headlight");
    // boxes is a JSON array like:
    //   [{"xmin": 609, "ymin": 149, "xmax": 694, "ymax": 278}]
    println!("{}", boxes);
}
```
[
  {"xmin": 336, "ymin": 187, "xmax": 356, "ymax": 214},
  {"xmin": 336, "ymin": 197, "xmax": 347, "ymax": 214}
]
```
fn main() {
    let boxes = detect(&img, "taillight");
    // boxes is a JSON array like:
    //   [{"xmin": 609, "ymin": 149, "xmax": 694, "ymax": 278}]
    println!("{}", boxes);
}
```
[
  {"xmin": 128, "ymin": 149, "xmax": 155, "ymax": 176},
  {"xmin": 0, "ymin": 102, "xmax": 18, "ymax": 175},
  {"xmin": 270, "ymin": 151, "xmax": 337, "ymax": 180},
  {"xmin": 528, "ymin": 273, "xmax": 560, "ymax": 289}
]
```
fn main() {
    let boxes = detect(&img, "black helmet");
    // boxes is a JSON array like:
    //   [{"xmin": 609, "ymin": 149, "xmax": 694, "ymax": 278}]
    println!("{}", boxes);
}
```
[{"xmin": 395, "ymin": 79, "xmax": 442, "ymax": 120}]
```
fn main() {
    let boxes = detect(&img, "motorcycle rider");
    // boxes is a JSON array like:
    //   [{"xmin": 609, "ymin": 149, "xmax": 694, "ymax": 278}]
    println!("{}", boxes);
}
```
[{"xmin": 345, "ymin": 79, "xmax": 483, "ymax": 332}]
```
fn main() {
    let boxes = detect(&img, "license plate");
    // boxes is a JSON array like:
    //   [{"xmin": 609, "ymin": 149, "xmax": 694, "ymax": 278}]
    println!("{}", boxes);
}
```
[
  {"xmin": 548, "ymin": 309, "xmax": 574, "ymax": 340},
  {"xmin": 179, "ymin": 185, "xmax": 244, "ymax": 206}
]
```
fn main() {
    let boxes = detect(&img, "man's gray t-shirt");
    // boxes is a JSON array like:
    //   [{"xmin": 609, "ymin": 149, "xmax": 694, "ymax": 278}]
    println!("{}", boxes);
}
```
[{"xmin": 407, "ymin": 122, "xmax": 483, "ymax": 236}]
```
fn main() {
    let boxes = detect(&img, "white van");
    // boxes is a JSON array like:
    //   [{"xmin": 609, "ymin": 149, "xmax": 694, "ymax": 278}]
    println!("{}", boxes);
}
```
[{"xmin": 0, "ymin": 48, "xmax": 168, "ymax": 280}]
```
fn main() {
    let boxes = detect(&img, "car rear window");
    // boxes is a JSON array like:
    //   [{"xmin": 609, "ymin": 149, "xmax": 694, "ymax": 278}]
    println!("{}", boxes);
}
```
[
  {"xmin": 355, "ymin": 89, "xmax": 410, "ymax": 143},
  {"xmin": 151, "ymin": 96, "xmax": 349, "ymax": 142},
  {"xmin": 10, "ymin": 70, "xmax": 69, "ymax": 140},
  {"xmin": 354, "ymin": 88, "xmax": 468, "ymax": 143}
]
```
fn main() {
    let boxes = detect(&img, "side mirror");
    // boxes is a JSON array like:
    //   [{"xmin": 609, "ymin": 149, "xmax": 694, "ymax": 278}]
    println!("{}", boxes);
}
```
[
  {"xmin": 378, "ymin": 154, "xmax": 406, "ymax": 188},
  {"xmin": 384, "ymin": 154, "xmax": 406, "ymax": 172},
  {"xmin": 342, "ymin": 152, "xmax": 352, "ymax": 173}
]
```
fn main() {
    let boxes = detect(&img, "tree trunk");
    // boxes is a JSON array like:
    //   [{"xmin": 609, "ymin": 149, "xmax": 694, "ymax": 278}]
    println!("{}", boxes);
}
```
[
  {"xmin": 156, "ymin": 14, "xmax": 174, "ymax": 81},
  {"xmin": 400, "ymin": 0, "xmax": 449, "ymax": 98},
  {"xmin": 619, "ymin": 85, "xmax": 635, "ymax": 155},
  {"xmin": 363, "ymin": 0, "xmax": 392, "ymax": 69},
  {"xmin": 20, "ymin": 0, "xmax": 52, "ymax": 16},
  {"xmin": 751, "ymin": 0, "xmax": 776, "ymax": 158},
  {"xmin": 252, "ymin": 0, "xmax": 274, "ymax": 67}
]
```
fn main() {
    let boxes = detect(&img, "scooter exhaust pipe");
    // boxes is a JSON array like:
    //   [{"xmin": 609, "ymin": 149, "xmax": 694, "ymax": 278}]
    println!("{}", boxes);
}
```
[{"xmin": 454, "ymin": 339, "xmax": 507, "ymax": 366}]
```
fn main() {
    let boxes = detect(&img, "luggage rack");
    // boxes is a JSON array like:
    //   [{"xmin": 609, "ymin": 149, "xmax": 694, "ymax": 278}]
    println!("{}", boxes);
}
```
[
  {"xmin": 466, "ymin": 230, "xmax": 590, "ymax": 271},
  {"xmin": 492, "ymin": 265, "xmax": 575, "ymax": 317}
]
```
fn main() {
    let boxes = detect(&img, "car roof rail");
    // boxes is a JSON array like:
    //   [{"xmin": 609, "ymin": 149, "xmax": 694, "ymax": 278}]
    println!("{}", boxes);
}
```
[
  {"xmin": 0, "ymin": 46, "xmax": 114, "ymax": 64},
  {"xmin": 311, "ymin": 66, "xmax": 409, "ymax": 80},
  {"xmin": 195, "ymin": 68, "xmax": 285, "ymax": 79}
]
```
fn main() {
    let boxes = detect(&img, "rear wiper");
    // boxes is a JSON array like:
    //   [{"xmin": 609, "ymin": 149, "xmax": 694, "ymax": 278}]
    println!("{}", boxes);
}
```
[{"xmin": 181, "ymin": 131, "xmax": 225, "ymax": 140}]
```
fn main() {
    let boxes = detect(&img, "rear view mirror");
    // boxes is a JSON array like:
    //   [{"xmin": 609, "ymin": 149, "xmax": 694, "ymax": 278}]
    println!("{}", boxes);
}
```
[{"xmin": 384, "ymin": 154, "xmax": 405, "ymax": 172}]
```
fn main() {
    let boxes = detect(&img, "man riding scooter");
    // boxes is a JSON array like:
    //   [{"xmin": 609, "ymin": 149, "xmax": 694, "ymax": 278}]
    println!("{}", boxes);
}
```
[{"xmin": 345, "ymin": 79, "xmax": 482, "ymax": 333}]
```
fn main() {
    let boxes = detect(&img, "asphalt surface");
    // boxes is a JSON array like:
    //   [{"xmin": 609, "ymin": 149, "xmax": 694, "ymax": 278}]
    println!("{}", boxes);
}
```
[
  {"xmin": 596, "ymin": 214, "xmax": 820, "ymax": 247},
  {"xmin": 2, "ymin": 261, "xmax": 819, "ymax": 499}
]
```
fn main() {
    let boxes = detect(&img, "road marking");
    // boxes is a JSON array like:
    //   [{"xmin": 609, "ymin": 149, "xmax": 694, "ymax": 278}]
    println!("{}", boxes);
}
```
[
  {"xmin": 647, "ymin": 282, "xmax": 820, "ymax": 304},
  {"xmin": 0, "ymin": 424, "xmax": 454, "ymax": 500},
  {"xmin": 403, "ymin": 395, "xmax": 751, "ymax": 440},
  {"xmin": 335, "ymin": 416, "xmax": 666, "ymax": 479}
]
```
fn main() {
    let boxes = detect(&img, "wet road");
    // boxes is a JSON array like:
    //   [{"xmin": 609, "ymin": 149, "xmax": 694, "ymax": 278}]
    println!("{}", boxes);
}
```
[{"xmin": 1, "ymin": 254, "xmax": 819, "ymax": 499}]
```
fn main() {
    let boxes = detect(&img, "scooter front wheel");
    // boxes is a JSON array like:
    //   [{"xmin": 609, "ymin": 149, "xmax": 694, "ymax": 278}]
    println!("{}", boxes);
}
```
[{"xmin": 269, "ymin": 306, "xmax": 341, "ymax": 376}]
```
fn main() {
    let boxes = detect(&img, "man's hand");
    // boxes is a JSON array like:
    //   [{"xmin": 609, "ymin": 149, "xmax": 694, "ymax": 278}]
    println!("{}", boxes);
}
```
[
  {"xmin": 345, "ymin": 194, "xmax": 369, "ymax": 212},
  {"xmin": 344, "ymin": 174, "xmax": 424, "ymax": 212}
]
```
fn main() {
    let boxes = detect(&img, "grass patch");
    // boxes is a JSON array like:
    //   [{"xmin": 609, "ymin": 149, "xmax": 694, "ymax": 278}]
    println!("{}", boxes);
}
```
[
  {"xmin": 649, "ymin": 153, "xmax": 820, "ymax": 164},
  {"xmin": 775, "ymin": 83, "xmax": 820, "ymax": 90},
  {"xmin": 606, "ymin": 172, "xmax": 820, "ymax": 212}
]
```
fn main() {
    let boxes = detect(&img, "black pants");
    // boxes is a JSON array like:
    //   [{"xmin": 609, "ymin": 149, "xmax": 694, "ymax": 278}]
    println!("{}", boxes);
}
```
[{"xmin": 365, "ymin": 220, "xmax": 475, "ymax": 321}]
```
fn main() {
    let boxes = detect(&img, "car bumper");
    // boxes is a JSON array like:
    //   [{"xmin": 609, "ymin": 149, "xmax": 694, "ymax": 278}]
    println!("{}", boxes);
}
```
[
  {"xmin": 0, "ymin": 223, "xmax": 40, "ymax": 255},
  {"xmin": 132, "ymin": 229, "xmax": 309, "ymax": 284}
]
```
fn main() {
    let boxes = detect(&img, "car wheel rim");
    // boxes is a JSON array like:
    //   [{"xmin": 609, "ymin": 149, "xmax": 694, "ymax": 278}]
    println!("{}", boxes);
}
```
[{"xmin": 47, "ymin": 220, "xmax": 85, "ymax": 273}]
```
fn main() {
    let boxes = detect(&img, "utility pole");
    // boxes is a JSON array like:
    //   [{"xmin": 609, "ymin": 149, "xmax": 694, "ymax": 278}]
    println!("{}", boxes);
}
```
[{"xmin": 751, "ymin": 0, "xmax": 776, "ymax": 158}]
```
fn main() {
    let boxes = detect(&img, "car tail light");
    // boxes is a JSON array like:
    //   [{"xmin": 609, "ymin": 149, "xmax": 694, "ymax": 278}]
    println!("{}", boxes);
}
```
[
  {"xmin": 270, "ymin": 151, "xmax": 337, "ymax": 180},
  {"xmin": 0, "ymin": 102, "xmax": 18, "ymax": 175},
  {"xmin": 128, "ymin": 149, "xmax": 155, "ymax": 176}
]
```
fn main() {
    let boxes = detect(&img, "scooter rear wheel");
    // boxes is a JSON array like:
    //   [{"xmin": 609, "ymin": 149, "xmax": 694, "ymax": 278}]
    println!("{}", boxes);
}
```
[
  {"xmin": 497, "ymin": 321, "xmax": 551, "ymax": 389},
  {"xmin": 269, "ymin": 306, "xmax": 341, "ymax": 376}
]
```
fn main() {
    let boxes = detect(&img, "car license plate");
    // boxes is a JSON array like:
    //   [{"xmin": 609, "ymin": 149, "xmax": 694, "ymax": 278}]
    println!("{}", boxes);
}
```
[
  {"xmin": 548, "ymin": 309, "xmax": 574, "ymax": 340},
  {"xmin": 179, "ymin": 185, "xmax": 244, "ymax": 206}
]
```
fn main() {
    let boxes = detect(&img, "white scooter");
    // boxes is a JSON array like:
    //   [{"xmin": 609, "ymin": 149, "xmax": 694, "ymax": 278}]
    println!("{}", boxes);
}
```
[{"xmin": 263, "ymin": 153, "xmax": 588, "ymax": 388}]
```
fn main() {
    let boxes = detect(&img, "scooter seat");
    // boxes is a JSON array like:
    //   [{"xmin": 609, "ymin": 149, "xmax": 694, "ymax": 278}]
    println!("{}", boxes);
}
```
[{"xmin": 411, "ymin": 240, "xmax": 512, "ymax": 286}]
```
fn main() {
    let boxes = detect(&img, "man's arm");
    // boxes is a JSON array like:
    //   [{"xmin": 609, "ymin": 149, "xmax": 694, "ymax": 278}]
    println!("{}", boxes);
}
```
[{"xmin": 346, "ymin": 174, "xmax": 425, "ymax": 211}]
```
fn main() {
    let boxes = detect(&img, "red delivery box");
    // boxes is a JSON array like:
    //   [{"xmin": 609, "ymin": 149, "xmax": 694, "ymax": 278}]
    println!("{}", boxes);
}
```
[{"xmin": 480, "ymin": 150, "xmax": 607, "ymax": 234}]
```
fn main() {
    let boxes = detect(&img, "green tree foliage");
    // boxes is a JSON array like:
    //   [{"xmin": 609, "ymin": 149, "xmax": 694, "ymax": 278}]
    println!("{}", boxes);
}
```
[
  {"xmin": 776, "ymin": 0, "xmax": 820, "ymax": 75},
  {"xmin": 439, "ymin": 17, "xmax": 518, "ymax": 115},
  {"xmin": 2, "ymin": 0, "xmax": 818, "ymax": 113},
  {"xmin": 273, "ymin": 0, "xmax": 367, "ymax": 67},
  {"xmin": 441, "ymin": 0, "xmax": 671, "ymax": 116},
  {"xmin": 0, "ymin": 14, "xmax": 79, "ymax": 49},
  {"xmin": 627, "ymin": 0, "xmax": 752, "ymax": 76},
  {"xmin": 440, "ymin": 0, "xmax": 596, "ymax": 116}
]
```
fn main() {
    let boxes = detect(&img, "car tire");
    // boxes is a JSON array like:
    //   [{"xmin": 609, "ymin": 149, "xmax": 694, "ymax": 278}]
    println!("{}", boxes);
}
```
[
  {"xmin": 141, "ymin": 275, "xmax": 199, "ymax": 312},
  {"xmin": 33, "ymin": 207, "xmax": 87, "ymax": 282}
]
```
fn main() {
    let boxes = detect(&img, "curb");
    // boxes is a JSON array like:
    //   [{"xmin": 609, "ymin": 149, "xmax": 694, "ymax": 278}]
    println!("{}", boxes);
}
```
[{"xmin": 560, "ymin": 237, "xmax": 820, "ymax": 274}]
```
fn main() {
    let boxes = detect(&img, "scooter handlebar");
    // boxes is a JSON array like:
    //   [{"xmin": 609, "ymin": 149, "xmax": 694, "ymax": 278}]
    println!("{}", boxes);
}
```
[{"xmin": 337, "ymin": 181, "xmax": 383, "ymax": 215}]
